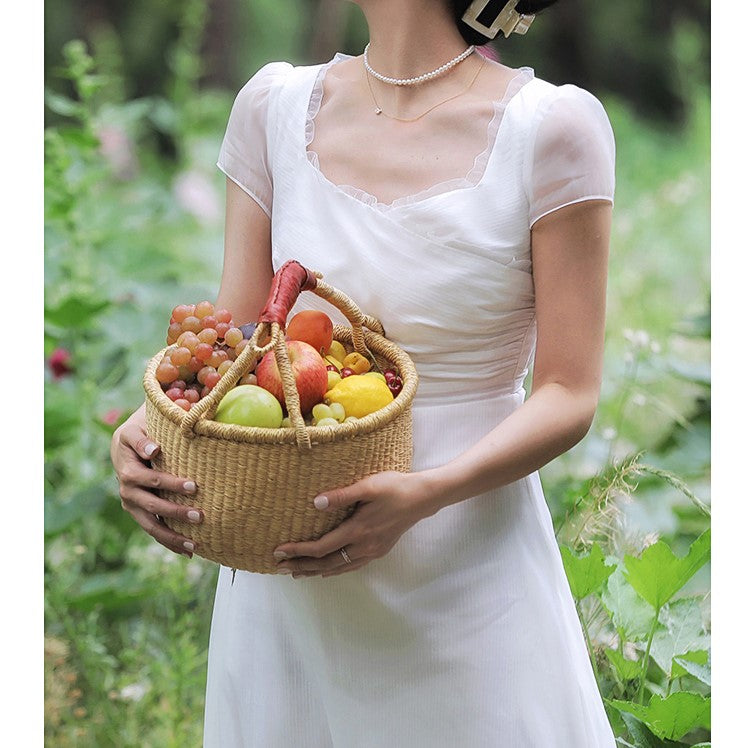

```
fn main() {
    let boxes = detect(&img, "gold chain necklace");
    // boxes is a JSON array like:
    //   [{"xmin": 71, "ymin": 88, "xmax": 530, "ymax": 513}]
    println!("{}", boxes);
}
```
[{"xmin": 364, "ymin": 56, "xmax": 486, "ymax": 123}]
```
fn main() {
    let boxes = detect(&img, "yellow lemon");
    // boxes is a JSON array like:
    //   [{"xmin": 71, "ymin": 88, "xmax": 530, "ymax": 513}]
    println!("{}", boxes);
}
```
[{"xmin": 325, "ymin": 375, "xmax": 394, "ymax": 418}]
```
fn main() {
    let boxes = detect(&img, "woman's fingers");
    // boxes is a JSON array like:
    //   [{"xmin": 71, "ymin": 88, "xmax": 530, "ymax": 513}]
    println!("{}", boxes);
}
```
[
  {"xmin": 274, "ymin": 519, "xmax": 359, "ymax": 561},
  {"xmin": 127, "ymin": 504, "xmax": 197, "ymax": 557},
  {"xmin": 117, "ymin": 423, "xmax": 162, "ymax": 461},
  {"xmin": 119, "ymin": 484, "xmax": 203, "ymax": 525},
  {"xmin": 320, "ymin": 559, "xmax": 368, "ymax": 578},
  {"xmin": 277, "ymin": 548, "xmax": 354, "ymax": 575}
]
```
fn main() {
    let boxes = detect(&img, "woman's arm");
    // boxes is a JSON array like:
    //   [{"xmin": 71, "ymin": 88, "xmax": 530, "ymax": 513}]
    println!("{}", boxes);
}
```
[
  {"xmin": 420, "ymin": 198, "xmax": 611, "ymax": 510},
  {"xmin": 274, "ymin": 199, "xmax": 612, "ymax": 576},
  {"xmin": 214, "ymin": 178, "xmax": 275, "ymax": 319}
]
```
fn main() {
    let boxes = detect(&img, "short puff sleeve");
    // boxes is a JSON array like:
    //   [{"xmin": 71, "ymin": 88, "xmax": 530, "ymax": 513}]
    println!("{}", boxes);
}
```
[
  {"xmin": 525, "ymin": 85, "xmax": 616, "ymax": 227},
  {"xmin": 217, "ymin": 61, "xmax": 292, "ymax": 217}
]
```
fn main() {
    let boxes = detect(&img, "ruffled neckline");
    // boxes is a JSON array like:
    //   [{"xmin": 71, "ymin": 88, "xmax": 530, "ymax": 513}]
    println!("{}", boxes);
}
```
[{"xmin": 304, "ymin": 52, "xmax": 535, "ymax": 211}]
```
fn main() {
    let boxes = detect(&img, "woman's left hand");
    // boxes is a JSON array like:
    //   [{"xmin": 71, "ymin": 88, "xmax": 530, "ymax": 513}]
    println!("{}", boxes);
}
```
[{"xmin": 273, "ymin": 471, "xmax": 437, "ymax": 578}]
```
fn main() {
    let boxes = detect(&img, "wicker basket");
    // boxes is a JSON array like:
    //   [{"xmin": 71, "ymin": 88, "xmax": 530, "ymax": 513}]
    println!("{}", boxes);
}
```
[{"xmin": 143, "ymin": 260, "xmax": 418, "ymax": 573}]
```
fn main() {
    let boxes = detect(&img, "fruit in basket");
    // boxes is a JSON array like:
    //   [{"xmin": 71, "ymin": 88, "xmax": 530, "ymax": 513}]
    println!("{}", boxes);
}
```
[
  {"xmin": 387, "ymin": 375, "xmax": 404, "ymax": 396},
  {"xmin": 326, "ymin": 370, "xmax": 341, "ymax": 391},
  {"xmin": 214, "ymin": 385, "xmax": 284, "ymax": 428},
  {"xmin": 365, "ymin": 372, "xmax": 387, "ymax": 383},
  {"xmin": 286, "ymin": 310, "xmax": 334, "ymax": 356},
  {"xmin": 325, "ymin": 375, "xmax": 393, "ymax": 418},
  {"xmin": 255, "ymin": 340, "xmax": 328, "ymax": 414},
  {"xmin": 328, "ymin": 402, "xmax": 346, "ymax": 422},
  {"xmin": 312, "ymin": 403, "xmax": 333, "ymax": 423},
  {"xmin": 316, "ymin": 417, "xmax": 339, "ymax": 428},
  {"xmin": 343, "ymin": 352, "xmax": 371, "ymax": 374},
  {"xmin": 340, "ymin": 367, "xmax": 355, "ymax": 378},
  {"xmin": 324, "ymin": 355, "xmax": 343, "ymax": 372},
  {"xmin": 240, "ymin": 322, "xmax": 257, "ymax": 340},
  {"xmin": 328, "ymin": 340, "xmax": 347, "ymax": 362}
]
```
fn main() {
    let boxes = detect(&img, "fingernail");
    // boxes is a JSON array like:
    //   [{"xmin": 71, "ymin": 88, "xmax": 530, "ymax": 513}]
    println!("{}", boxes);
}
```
[
  {"xmin": 187, "ymin": 510, "xmax": 201, "ymax": 523},
  {"xmin": 277, "ymin": 567, "xmax": 292, "ymax": 574},
  {"xmin": 183, "ymin": 541, "xmax": 195, "ymax": 552},
  {"xmin": 314, "ymin": 495, "xmax": 329, "ymax": 510},
  {"xmin": 144, "ymin": 443, "xmax": 158, "ymax": 457},
  {"xmin": 183, "ymin": 552, "xmax": 193, "ymax": 559},
  {"xmin": 183, "ymin": 481, "xmax": 196, "ymax": 493},
  {"xmin": 273, "ymin": 550, "xmax": 288, "ymax": 559}
]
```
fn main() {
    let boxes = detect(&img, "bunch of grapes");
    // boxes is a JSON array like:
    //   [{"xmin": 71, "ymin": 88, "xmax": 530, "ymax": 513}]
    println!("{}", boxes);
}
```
[{"xmin": 155, "ymin": 301, "xmax": 257, "ymax": 411}]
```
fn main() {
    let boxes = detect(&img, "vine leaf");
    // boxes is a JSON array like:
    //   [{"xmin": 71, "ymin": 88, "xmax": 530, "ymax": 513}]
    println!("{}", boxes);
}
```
[
  {"xmin": 673, "ymin": 651, "xmax": 710, "ymax": 686},
  {"xmin": 649, "ymin": 598, "xmax": 709, "ymax": 677},
  {"xmin": 602, "ymin": 563, "xmax": 655, "ymax": 641},
  {"xmin": 624, "ymin": 529, "xmax": 710, "ymax": 611},
  {"xmin": 606, "ymin": 648, "xmax": 642, "ymax": 681},
  {"xmin": 560, "ymin": 542, "xmax": 616, "ymax": 600},
  {"xmin": 609, "ymin": 692, "xmax": 710, "ymax": 742}
]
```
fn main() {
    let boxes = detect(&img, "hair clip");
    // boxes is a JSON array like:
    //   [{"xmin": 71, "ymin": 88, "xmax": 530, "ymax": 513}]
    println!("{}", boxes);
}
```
[{"xmin": 461, "ymin": 0, "xmax": 536, "ymax": 40}]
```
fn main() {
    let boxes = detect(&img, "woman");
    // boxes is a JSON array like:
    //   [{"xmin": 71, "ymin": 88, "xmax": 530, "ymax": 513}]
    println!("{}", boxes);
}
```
[{"xmin": 111, "ymin": 0, "xmax": 616, "ymax": 744}]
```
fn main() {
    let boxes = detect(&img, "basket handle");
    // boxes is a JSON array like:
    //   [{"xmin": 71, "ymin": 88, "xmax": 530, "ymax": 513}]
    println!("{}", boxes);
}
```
[{"xmin": 180, "ymin": 261, "xmax": 385, "ymax": 447}]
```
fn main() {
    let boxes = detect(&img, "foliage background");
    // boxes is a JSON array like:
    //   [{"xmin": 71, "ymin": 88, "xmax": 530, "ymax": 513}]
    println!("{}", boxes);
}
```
[{"xmin": 44, "ymin": 1, "xmax": 711, "ymax": 745}]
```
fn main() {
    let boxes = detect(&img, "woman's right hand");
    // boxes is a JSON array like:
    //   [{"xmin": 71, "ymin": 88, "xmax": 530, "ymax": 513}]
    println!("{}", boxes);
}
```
[{"xmin": 111, "ymin": 404, "xmax": 203, "ymax": 558}]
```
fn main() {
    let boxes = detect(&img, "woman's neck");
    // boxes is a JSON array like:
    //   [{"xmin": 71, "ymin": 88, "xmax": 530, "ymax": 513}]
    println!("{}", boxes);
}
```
[{"xmin": 357, "ymin": 0, "xmax": 470, "ymax": 80}]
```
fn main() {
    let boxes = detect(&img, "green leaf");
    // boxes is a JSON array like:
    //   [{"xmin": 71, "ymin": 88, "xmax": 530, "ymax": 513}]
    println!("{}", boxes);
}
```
[
  {"xmin": 606, "ymin": 649, "xmax": 642, "ymax": 680},
  {"xmin": 618, "ymin": 712, "xmax": 688, "ymax": 748},
  {"xmin": 44, "ymin": 484, "xmax": 110, "ymax": 536},
  {"xmin": 624, "ymin": 529, "xmax": 710, "ymax": 610},
  {"xmin": 673, "ymin": 650, "xmax": 710, "ymax": 686},
  {"xmin": 560, "ymin": 543, "xmax": 616, "ymax": 600},
  {"xmin": 602, "ymin": 564, "xmax": 656, "ymax": 641},
  {"xmin": 610, "ymin": 693, "xmax": 710, "ymax": 741},
  {"xmin": 44, "ymin": 88, "xmax": 83, "ymax": 118},
  {"xmin": 45, "ymin": 294, "xmax": 111, "ymax": 329},
  {"xmin": 44, "ymin": 396, "xmax": 81, "ymax": 450},
  {"xmin": 650, "ymin": 598, "xmax": 710, "ymax": 677}
]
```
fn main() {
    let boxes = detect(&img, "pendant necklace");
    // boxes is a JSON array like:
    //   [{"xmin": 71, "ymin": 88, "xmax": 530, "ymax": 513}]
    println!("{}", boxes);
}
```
[{"xmin": 365, "ymin": 56, "xmax": 486, "ymax": 122}]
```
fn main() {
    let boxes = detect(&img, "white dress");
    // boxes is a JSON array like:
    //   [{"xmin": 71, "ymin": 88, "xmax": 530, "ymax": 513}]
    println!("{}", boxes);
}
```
[{"xmin": 205, "ymin": 53, "xmax": 617, "ymax": 747}]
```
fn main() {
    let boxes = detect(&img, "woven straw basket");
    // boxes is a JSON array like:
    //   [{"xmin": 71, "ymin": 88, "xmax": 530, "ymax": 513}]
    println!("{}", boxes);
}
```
[{"xmin": 143, "ymin": 260, "xmax": 418, "ymax": 573}]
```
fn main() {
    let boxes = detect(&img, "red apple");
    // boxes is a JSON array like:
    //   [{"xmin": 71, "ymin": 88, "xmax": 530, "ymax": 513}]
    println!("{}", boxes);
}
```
[{"xmin": 256, "ymin": 340, "xmax": 328, "ymax": 414}]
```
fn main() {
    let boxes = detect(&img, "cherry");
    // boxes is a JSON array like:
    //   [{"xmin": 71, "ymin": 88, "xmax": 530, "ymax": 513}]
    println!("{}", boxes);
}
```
[
  {"xmin": 341, "ymin": 367, "xmax": 356, "ymax": 378},
  {"xmin": 387, "ymin": 376, "xmax": 403, "ymax": 396}
]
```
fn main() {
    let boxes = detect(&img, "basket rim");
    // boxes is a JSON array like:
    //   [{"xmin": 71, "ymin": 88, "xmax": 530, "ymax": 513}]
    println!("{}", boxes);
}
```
[{"xmin": 143, "ymin": 326, "xmax": 418, "ymax": 445}]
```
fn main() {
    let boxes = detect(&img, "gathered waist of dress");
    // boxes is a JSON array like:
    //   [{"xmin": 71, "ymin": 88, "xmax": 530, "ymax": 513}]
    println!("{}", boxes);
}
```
[{"xmin": 411, "ymin": 380, "xmax": 526, "ymax": 408}]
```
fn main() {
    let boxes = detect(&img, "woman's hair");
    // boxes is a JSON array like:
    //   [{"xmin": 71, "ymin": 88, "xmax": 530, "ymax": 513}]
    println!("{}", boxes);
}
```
[{"xmin": 450, "ymin": 0, "xmax": 561, "ymax": 46}]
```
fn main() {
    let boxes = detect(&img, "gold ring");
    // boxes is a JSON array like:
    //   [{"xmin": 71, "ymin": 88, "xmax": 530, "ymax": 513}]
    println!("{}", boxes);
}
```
[{"xmin": 340, "ymin": 547, "xmax": 352, "ymax": 564}]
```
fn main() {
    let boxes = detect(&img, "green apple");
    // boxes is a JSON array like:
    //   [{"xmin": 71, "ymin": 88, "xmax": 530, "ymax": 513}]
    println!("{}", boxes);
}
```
[{"xmin": 214, "ymin": 385, "xmax": 283, "ymax": 428}]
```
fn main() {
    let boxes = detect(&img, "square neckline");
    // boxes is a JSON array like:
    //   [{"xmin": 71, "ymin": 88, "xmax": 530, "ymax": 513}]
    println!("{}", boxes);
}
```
[{"xmin": 303, "ymin": 52, "xmax": 535, "ymax": 212}]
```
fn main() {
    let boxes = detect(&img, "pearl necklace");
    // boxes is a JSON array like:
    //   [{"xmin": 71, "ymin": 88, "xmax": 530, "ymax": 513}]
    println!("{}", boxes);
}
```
[{"xmin": 363, "ymin": 42, "xmax": 476, "ymax": 86}]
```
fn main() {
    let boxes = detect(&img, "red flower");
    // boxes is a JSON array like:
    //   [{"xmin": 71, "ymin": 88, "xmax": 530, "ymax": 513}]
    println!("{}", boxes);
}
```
[
  {"xmin": 49, "ymin": 348, "xmax": 73, "ymax": 379},
  {"xmin": 102, "ymin": 408, "xmax": 123, "ymax": 426}
]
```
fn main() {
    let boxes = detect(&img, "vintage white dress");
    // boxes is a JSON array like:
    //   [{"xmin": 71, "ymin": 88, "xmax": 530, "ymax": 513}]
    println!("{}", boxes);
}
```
[{"xmin": 205, "ymin": 52, "xmax": 616, "ymax": 747}]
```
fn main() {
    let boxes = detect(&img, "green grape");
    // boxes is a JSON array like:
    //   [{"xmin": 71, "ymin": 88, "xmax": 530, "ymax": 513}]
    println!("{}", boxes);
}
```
[
  {"xmin": 312, "ymin": 403, "xmax": 333, "ymax": 423},
  {"xmin": 315, "ymin": 417, "xmax": 339, "ymax": 428},
  {"xmin": 328, "ymin": 402, "xmax": 346, "ymax": 422}
]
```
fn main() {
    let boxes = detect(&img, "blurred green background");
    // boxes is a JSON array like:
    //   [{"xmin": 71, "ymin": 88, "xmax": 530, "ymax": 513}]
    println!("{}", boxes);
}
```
[{"xmin": 44, "ymin": 1, "xmax": 710, "ymax": 745}]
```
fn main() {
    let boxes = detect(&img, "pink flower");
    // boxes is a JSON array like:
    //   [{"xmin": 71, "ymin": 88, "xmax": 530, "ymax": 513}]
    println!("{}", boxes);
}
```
[
  {"xmin": 173, "ymin": 170, "xmax": 221, "ymax": 224},
  {"xmin": 102, "ymin": 408, "xmax": 123, "ymax": 425},
  {"xmin": 49, "ymin": 348, "xmax": 73, "ymax": 379},
  {"xmin": 97, "ymin": 125, "xmax": 139, "ymax": 180}
]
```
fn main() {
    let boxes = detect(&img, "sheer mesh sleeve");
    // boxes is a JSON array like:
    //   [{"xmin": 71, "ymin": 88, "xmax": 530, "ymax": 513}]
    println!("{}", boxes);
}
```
[
  {"xmin": 525, "ymin": 85, "xmax": 616, "ymax": 228},
  {"xmin": 217, "ymin": 61, "xmax": 292, "ymax": 217}
]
